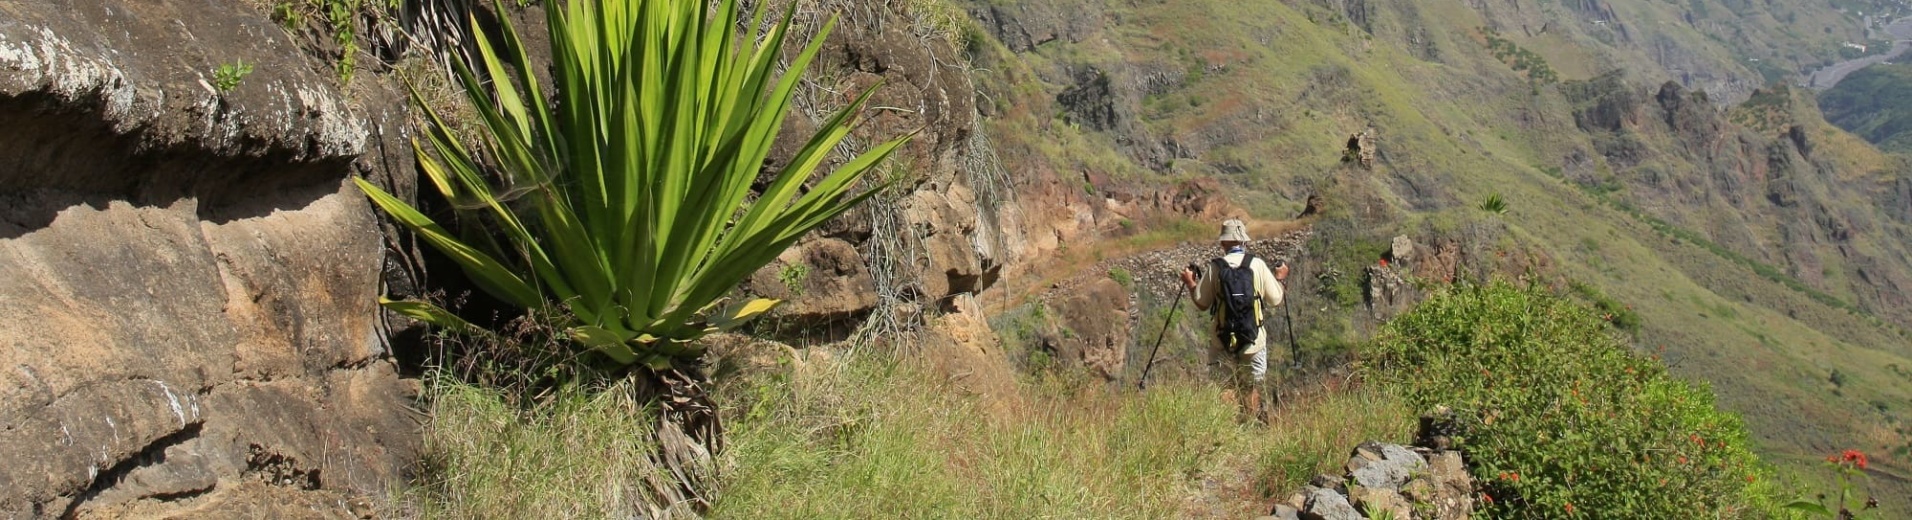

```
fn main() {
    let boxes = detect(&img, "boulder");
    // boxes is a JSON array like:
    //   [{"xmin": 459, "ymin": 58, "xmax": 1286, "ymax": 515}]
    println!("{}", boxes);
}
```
[
  {"xmin": 904, "ymin": 185, "xmax": 990, "ymax": 300},
  {"xmin": 1346, "ymin": 441, "xmax": 1427, "ymax": 490},
  {"xmin": 1391, "ymin": 235, "xmax": 1415, "ymax": 262},
  {"xmin": 1422, "ymin": 450, "xmax": 1477, "ymax": 520},
  {"xmin": 0, "ymin": 0, "xmax": 417, "ymax": 516},
  {"xmin": 1348, "ymin": 485, "xmax": 1414, "ymax": 519},
  {"xmin": 746, "ymin": 238, "xmax": 880, "ymax": 325},
  {"xmin": 1310, "ymin": 473, "xmax": 1349, "ymax": 495},
  {"xmin": 1041, "ymin": 278, "xmax": 1132, "ymax": 380},
  {"xmin": 1299, "ymin": 486, "xmax": 1363, "ymax": 520},
  {"xmin": 921, "ymin": 294, "xmax": 1020, "ymax": 413}
]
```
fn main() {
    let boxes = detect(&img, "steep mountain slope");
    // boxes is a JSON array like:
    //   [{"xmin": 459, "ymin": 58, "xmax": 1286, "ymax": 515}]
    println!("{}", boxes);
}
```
[
  {"xmin": 946, "ymin": 0, "xmax": 1912, "ymax": 508},
  {"xmin": 1820, "ymin": 63, "xmax": 1912, "ymax": 153}
]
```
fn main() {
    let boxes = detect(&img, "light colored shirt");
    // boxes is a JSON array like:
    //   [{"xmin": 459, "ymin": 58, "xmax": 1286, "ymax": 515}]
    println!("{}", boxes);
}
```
[{"xmin": 1192, "ymin": 251, "xmax": 1284, "ymax": 356}]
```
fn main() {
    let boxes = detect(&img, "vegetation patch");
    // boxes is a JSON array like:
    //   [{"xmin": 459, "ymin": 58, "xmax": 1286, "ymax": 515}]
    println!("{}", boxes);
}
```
[
  {"xmin": 396, "ymin": 377, "xmax": 689, "ymax": 519},
  {"xmin": 1819, "ymin": 64, "xmax": 1912, "ymax": 154},
  {"xmin": 269, "ymin": 0, "xmax": 398, "ymax": 83},
  {"xmin": 1566, "ymin": 280, "xmax": 1642, "ymax": 333},
  {"xmin": 1364, "ymin": 282, "xmax": 1782, "ymax": 517},
  {"xmin": 711, "ymin": 353, "xmax": 1414, "ymax": 518},
  {"xmin": 212, "ymin": 59, "xmax": 254, "ymax": 93},
  {"xmin": 1480, "ymin": 28, "xmax": 1559, "ymax": 85}
]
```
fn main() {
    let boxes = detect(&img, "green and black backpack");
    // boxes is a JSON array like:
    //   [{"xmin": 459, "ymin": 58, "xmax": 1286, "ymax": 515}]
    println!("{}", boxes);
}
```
[{"xmin": 1210, "ymin": 254, "xmax": 1263, "ymax": 351}]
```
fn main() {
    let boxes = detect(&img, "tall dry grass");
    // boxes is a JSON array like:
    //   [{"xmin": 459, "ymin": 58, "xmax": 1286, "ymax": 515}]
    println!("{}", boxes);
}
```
[
  {"xmin": 395, "ymin": 348, "xmax": 1412, "ymax": 519},
  {"xmin": 712, "ymin": 353, "xmax": 1413, "ymax": 518},
  {"xmin": 394, "ymin": 377, "xmax": 698, "ymax": 519}
]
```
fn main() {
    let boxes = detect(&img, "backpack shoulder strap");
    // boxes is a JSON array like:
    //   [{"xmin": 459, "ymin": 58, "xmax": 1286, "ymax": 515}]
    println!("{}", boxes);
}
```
[{"xmin": 1239, "ymin": 253, "xmax": 1258, "ymax": 296}]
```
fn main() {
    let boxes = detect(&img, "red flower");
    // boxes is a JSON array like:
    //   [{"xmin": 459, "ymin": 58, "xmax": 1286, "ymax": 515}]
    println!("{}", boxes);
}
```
[
  {"xmin": 1565, "ymin": 502, "xmax": 1575, "ymax": 514},
  {"xmin": 1379, "ymin": 258, "xmax": 1390, "ymax": 267},
  {"xmin": 1482, "ymin": 493, "xmax": 1494, "ymax": 504},
  {"xmin": 1842, "ymin": 449, "xmax": 1868, "ymax": 470},
  {"xmin": 1690, "ymin": 434, "xmax": 1703, "ymax": 445},
  {"xmin": 1746, "ymin": 474, "xmax": 1756, "ymax": 483}
]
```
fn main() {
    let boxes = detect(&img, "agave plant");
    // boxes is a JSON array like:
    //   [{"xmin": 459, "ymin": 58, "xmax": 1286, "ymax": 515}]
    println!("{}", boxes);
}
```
[
  {"xmin": 1479, "ymin": 192, "xmax": 1509, "ymax": 215},
  {"xmin": 357, "ymin": 0, "xmax": 909, "ymax": 370}
]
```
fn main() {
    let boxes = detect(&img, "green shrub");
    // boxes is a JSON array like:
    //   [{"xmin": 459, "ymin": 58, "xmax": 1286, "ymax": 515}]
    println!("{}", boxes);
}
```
[
  {"xmin": 1108, "ymin": 267, "xmax": 1135, "ymax": 288},
  {"xmin": 778, "ymin": 263, "xmax": 811, "ymax": 296},
  {"xmin": 212, "ymin": 59, "xmax": 253, "ymax": 93},
  {"xmin": 1364, "ymin": 282, "xmax": 1775, "ymax": 518}
]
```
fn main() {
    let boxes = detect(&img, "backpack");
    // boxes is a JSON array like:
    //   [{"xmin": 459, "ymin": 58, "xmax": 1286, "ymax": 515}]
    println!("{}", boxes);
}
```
[{"xmin": 1210, "ymin": 254, "xmax": 1262, "ymax": 352}]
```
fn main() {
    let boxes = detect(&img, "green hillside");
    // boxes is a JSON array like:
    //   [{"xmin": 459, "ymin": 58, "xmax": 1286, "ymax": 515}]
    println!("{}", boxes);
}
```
[
  {"xmin": 381, "ymin": 0, "xmax": 1912, "ymax": 515},
  {"xmin": 1821, "ymin": 63, "xmax": 1912, "ymax": 153},
  {"xmin": 956, "ymin": 0, "xmax": 1912, "ymax": 510}
]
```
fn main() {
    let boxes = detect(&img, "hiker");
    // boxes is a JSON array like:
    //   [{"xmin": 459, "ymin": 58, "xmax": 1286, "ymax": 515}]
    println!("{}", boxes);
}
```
[{"xmin": 1179, "ymin": 219, "xmax": 1288, "ymax": 422}]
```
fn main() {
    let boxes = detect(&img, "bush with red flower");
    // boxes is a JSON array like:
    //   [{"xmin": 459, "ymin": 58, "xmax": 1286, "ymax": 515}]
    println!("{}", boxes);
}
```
[{"xmin": 1364, "ymin": 282, "xmax": 1783, "ymax": 518}]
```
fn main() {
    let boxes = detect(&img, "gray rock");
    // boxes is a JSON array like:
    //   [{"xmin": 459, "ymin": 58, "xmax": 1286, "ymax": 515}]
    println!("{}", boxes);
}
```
[
  {"xmin": 1270, "ymin": 504, "xmax": 1303, "ymax": 520},
  {"xmin": 1300, "ymin": 487, "xmax": 1363, "ymax": 520},
  {"xmin": 1348, "ymin": 442, "xmax": 1428, "ymax": 490},
  {"xmin": 1392, "ymin": 235, "xmax": 1415, "ymax": 262},
  {"xmin": 1311, "ymin": 473, "xmax": 1348, "ymax": 494},
  {"xmin": 1349, "ymin": 485, "xmax": 1414, "ymax": 520},
  {"xmin": 1402, "ymin": 476, "xmax": 1437, "ymax": 503},
  {"xmin": 1423, "ymin": 451, "xmax": 1477, "ymax": 520}
]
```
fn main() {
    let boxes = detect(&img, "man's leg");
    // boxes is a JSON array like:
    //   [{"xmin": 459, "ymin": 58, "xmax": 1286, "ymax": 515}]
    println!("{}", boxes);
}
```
[{"xmin": 1245, "ymin": 346, "xmax": 1269, "ymax": 423}]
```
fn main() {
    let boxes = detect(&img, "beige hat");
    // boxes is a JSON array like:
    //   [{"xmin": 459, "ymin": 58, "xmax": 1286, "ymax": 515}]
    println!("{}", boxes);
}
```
[{"xmin": 1217, "ymin": 219, "xmax": 1250, "ymax": 243}]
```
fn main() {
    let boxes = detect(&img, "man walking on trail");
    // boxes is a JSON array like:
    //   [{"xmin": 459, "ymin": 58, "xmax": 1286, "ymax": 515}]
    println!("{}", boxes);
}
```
[{"xmin": 1179, "ymin": 219, "xmax": 1288, "ymax": 423}]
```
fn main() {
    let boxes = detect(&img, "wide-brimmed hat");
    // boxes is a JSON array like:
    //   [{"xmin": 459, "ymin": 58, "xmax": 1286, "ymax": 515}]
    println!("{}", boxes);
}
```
[{"xmin": 1217, "ymin": 219, "xmax": 1250, "ymax": 243}]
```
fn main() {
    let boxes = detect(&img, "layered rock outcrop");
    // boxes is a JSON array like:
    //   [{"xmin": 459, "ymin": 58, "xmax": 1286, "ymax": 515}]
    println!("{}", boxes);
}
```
[{"xmin": 0, "ymin": 1, "xmax": 416, "ymax": 516}]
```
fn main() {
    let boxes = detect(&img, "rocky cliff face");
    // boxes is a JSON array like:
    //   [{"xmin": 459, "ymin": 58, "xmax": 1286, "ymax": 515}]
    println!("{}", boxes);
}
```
[
  {"xmin": 735, "ymin": 0, "xmax": 1152, "ymax": 347},
  {"xmin": 1564, "ymin": 75, "xmax": 1912, "ymax": 328},
  {"xmin": 0, "ymin": 1, "xmax": 417, "ymax": 517}
]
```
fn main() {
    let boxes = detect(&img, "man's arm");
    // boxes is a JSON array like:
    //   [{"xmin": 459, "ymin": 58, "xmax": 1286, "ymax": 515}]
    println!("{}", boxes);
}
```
[
  {"xmin": 1256, "ymin": 259, "xmax": 1285, "ymax": 309},
  {"xmin": 1181, "ymin": 262, "xmax": 1219, "ymax": 311}
]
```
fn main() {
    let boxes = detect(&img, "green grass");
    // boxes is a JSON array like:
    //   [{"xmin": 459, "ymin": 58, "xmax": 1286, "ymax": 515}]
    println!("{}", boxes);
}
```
[
  {"xmin": 395, "ymin": 346, "xmax": 1415, "ymax": 519},
  {"xmin": 395, "ymin": 377, "xmax": 692, "ymax": 519},
  {"xmin": 712, "ymin": 353, "xmax": 1414, "ymax": 518}
]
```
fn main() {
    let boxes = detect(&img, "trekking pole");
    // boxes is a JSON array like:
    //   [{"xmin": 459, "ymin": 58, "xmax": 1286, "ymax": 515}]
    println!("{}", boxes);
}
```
[
  {"xmin": 1138, "ymin": 267, "xmax": 1193, "ymax": 390},
  {"xmin": 1278, "ymin": 259, "xmax": 1302, "ymax": 370}
]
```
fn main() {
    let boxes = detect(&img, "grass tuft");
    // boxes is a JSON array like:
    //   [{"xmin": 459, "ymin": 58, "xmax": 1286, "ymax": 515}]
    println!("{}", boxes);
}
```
[{"xmin": 396, "ymin": 377, "xmax": 695, "ymax": 519}]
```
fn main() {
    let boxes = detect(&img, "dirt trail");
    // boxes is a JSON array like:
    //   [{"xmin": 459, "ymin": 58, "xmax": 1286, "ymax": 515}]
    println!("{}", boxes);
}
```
[
  {"xmin": 1005, "ymin": 221, "xmax": 1321, "ymax": 381},
  {"xmin": 1010, "ymin": 220, "xmax": 1313, "ymax": 310}
]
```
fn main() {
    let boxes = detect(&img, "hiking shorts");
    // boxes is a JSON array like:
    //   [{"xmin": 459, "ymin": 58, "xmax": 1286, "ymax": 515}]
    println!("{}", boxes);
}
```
[
  {"xmin": 1242, "ymin": 346, "xmax": 1267, "ymax": 384},
  {"xmin": 1212, "ymin": 343, "xmax": 1267, "ymax": 389}
]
